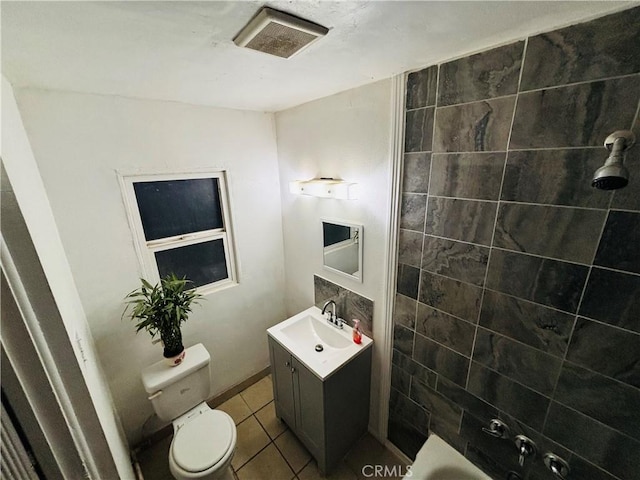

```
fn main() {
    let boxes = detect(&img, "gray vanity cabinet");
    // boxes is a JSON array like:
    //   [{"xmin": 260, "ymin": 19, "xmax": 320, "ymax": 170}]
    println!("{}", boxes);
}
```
[{"xmin": 268, "ymin": 335, "xmax": 372, "ymax": 475}]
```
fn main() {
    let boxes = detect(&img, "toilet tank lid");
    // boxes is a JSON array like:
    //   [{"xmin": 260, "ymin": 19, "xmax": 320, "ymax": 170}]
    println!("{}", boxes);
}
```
[{"xmin": 141, "ymin": 343, "xmax": 210, "ymax": 393}]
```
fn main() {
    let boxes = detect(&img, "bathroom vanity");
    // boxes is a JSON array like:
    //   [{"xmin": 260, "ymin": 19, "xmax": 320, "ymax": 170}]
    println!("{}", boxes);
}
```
[{"xmin": 267, "ymin": 307, "xmax": 373, "ymax": 474}]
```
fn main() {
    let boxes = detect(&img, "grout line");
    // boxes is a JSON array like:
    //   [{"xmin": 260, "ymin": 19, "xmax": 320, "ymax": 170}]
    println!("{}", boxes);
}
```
[
  {"xmin": 406, "ymin": 144, "xmax": 606, "ymax": 155},
  {"xmin": 414, "ymin": 73, "xmax": 638, "ymax": 115},
  {"xmin": 475, "ymin": 324, "xmax": 565, "ymax": 361},
  {"xmin": 540, "ymin": 208, "xmax": 611, "ymax": 431},
  {"xmin": 414, "ymin": 329, "xmax": 473, "ymax": 360},
  {"xmin": 465, "ymin": 41, "xmax": 526, "ymax": 390},
  {"xmin": 562, "ymin": 357, "xmax": 640, "ymax": 393},
  {"xmin": 517, "ymin": 71, "xmax": 640, "ymax": 96},
  {"xmin": 425, "ymin": 195, "xmax": 610, "ymax": 212}
]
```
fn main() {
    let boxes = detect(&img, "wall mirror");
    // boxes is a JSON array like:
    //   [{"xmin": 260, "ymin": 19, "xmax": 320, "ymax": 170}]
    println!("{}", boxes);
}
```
[{"xmin": 321, "ymin": 219, "xmax": 363, "ymax": 282}]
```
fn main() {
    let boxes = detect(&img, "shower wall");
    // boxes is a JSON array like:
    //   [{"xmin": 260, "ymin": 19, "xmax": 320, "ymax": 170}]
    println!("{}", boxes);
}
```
[{"xmin": 389, "ymin": 7, "xmax": 640, "ymax": 480}]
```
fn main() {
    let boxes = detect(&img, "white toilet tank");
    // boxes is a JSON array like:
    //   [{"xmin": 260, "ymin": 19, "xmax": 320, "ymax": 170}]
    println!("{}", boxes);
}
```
[{"xmin": 141, "ymin": 343, "xmax": 211, "ymax": 422}]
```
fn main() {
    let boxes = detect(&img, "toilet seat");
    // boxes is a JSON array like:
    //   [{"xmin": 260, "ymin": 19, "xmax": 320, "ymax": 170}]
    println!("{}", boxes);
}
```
[{"xmin": 171, "ymin": 409, "xmax": 235, "ymax": 473}]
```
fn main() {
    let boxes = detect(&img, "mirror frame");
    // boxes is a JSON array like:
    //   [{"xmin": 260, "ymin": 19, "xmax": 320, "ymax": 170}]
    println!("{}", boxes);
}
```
[{"xmin": 321, "ymin": 218, "xmax": 363, "ymax": 283}]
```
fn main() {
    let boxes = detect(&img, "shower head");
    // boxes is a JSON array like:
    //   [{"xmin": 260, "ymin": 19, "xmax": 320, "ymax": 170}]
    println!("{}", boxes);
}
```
[{"xmin": 592, "ymin": 130, "xmax": 635, "ymax": 190}]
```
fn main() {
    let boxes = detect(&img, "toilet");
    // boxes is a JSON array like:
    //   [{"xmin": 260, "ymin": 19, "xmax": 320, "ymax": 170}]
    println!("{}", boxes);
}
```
[{"xmin": 141, "ymin": 343, "xmax": 237, "ymax": 480}]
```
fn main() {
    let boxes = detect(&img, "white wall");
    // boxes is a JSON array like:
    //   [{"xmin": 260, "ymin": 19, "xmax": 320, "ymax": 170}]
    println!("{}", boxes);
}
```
[
  {"xmin": 13, "ymin": 88, "xmax": 287, "ymax": 445},
  {"xmin": 275, "ymin": 79, "xmax": 394, "ymax": 437},
  {"xmin": 2, "ymin": 77, "xmax": 134, "ymax": 478}
]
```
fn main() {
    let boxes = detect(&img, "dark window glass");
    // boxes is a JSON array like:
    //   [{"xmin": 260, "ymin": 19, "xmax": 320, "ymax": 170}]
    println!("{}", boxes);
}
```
[
  {"xmin": 323, "ymin": 223, "xmax": 350, "ymax": 247},
  {"xmin": 155, "ymin": 240, "xmax": 228, "ymax": 288},
  {"xmin": 134, "ymin": 178, "xmax": 223, "ymax": 241}
]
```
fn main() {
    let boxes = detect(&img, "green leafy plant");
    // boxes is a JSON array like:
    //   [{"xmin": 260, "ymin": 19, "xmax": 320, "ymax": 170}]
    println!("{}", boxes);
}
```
[{"xmin": 123, "ymin": 274, "xmax": 202, "ymax": 358}]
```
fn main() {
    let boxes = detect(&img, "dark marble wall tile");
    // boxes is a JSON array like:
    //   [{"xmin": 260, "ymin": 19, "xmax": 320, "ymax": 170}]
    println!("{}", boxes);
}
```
[
  {"xmin": 392, "ymin": 8, "xmax": 640, "ymax": 473},
  {"xmin": 410, "ymin": 380, "xmax": 463, "ymax": 433},
  {"xmin": 429, "ymin": 152, "xmax": 505, "ymax": 200},
  {"xmin": 387, "ymin": 419, "xmax": 427, "ymax": 461},
  {"xmin": 438, "ymin": 41, "xmax": 524, "ymax": 106},
  {"xmin": 393, "ymin": 348, "xmax": 437, "ymax": 389},
  {"xmin": 486, "ymin": 250, "xmax": 589, "ymax": 313},
  {"xmin": 400, "ymin": 193, "xmax": 427, "ymax": 231},
  {"xmin": 494, "ymin": 203, "xmax": 607, "ymax": 264},
  {"xmin": 579, "ymin": 267, "xmax": 640, "ymax": 333},
  {"xmin": 566, "ymin": 317, "xmax": 640, "ymax": 389},
  {"xmin": 433, "ymin": 96, "xmax": 515, "ymax": 152},
  {"xmin": 406, "ymin": 66, "xmax": 438, "ymax": 109},
  {"xmin": 436, "ymin": 376, "xmax": 499, "ymax": 421},
  {"xmin": 422, "ymin": 236, "xmax": 489, "ymax": 286},
  {"xmin": 467, "ymin": 362, "xmax": 550, "ymax": 430},
  {"xmin": 313, "ymin": 274, "xmax": 341, "ymax": 304},
  {"xmin": 344, "ymin": 289, "xmax": 373, "ymax": 337},
  {"xmin": 479, "ymin": 290, "xmax": 574, "ymax": 358},
  {"xmin": 393, "ymin": 324, "xmax": 414, "ymax": 357},
  {"xmin": 415, "ymin": 303, "xmax": 476, "ymax": 357},
  {"xmin": 473, "ymin": 328, "xmax": 561, "ymax": 396},
  {"xmin": 520, "ymin": 7, "xmax": 640, "ymax": 91},
  {"xmin": 393, "ymin": 293, "xmax": 416, "ymax": 329},
  {"xmin": 501, "ymin": 149, "xmax": 614, "ymax": 209},
  {"xmin": 555, "ymin": 362, "xmax": 640, "ymax": 441},
  {"xmin": 563, "ymin": 456, "xmax": 621, "ymax": 480},
  {"xmin": 313, "ymin": 275, "xmax": 374, "ymax": 337},
  {"xmin": 413, "ymin": 333, "xmax": 470, "ymax": 387},
  {"xmin": 544, "ymin": 402, "xmax": 640, "ymax": 480},
  {"xmin": 397, "ymin": 263, "xmax": 420, "ymax": 300},
  {"xmin": 405, "ymin": 107, "xmax": 434, "ymax": 152},
  {"xmin": 464, "ymin": 442, "xmax": 514, "ymax": 480},
  {"xmin": 389, "ymin": 388, "xmax": 431, "ymax": 437},
  {"xmin": 594, "ymin": 210, "xmax": 640, "ymax": 274},
  {"xmin": 391, "ymin": 364, "xmax": 411, "ymax": 395},
  {"xmin": 510, "ymin": 76, "xmax": 640, "ymax": 149},
  {"xmin": 402, "ymin": 152, "xmax": 431, "ymax": 193},
  {"xmin": 388, "ymin": 389, "xmax": 429, "ymax": 459},
  {"xmin": 419, "ymin": 271, "xmax": 483, "ymax": 323},
  {"xmin": 398, "ymin": 228, "xmax": 423, "ymax": 268},
  {"xmin": 425, "ymin": 197, "xmax": 497, "ymax": 245},
  {"xmin": 459, "ymin": 412, "xmax": 523, "ymax": 476}
]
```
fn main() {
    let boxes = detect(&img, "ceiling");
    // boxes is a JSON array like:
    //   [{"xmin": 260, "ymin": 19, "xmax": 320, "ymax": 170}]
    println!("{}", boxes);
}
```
[{"xmin": 2, "ymin": 1, "xmax": 635, "ymax": 112}]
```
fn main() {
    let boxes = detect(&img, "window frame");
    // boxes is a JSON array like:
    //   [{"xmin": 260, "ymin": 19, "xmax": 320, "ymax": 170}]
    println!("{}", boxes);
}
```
[{"xmin": 119, "ymin": 170, "xmax": 238, "ymax": 295}]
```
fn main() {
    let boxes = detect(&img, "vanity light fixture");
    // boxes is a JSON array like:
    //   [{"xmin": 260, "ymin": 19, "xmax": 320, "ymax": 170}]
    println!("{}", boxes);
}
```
[{"xmin": 289, "ymin": 178, "xmax": 358, "ymax": 200}]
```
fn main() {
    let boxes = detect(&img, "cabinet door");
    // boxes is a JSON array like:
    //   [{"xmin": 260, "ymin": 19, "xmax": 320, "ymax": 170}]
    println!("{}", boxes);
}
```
[
  {"xmin": 269, "ymin": 338, "xmax": 296, "ymax": 428},
  {"xmin": 293, "ymin": 358, "xmax": 324, "ymax": 457}
]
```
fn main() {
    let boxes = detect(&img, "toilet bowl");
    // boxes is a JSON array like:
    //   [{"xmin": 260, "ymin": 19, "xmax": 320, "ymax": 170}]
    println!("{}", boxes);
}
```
[
  {"xmin": 140, "ymin": 344, "xmax": 238, "ymax": 480},
  {"xmin": 168, "ymin": 403, "xmax": 236, "ymax": 480}
]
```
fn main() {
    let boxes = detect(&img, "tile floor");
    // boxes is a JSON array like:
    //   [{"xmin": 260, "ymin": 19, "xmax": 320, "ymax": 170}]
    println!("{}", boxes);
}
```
[{"xmin": 137, "ymin": 375, "xmax": 408, "ymax": 480}]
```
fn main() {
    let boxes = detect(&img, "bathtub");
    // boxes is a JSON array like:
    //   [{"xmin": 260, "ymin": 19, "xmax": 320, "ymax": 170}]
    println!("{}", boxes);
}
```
[{"xmin": 404, "ymin": 434, "xmax": 491, "ymax": 480}]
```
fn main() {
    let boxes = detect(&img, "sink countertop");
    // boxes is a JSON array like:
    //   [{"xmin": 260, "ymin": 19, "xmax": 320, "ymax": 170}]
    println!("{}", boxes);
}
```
[{"xmin": 267, "ymin": 306, "xmax": 373, "ymax": 380}]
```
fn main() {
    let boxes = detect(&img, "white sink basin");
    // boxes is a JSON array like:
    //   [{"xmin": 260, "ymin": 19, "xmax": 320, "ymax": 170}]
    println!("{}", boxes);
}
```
[
  {"xmin": 267, "ymin": 306, "xmax": 372, "ymax": 380},
  {"xmin": 280, "ymin": 314, "xmax": 352, "ymax": 349}
]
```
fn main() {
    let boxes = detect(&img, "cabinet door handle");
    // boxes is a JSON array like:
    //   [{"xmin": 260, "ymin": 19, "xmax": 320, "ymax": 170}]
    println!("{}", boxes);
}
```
[
  {"xmin": 290, "ymin": 367, "xmax": 296, "ymax": 373},
  {"xmin": 285, "ymin": 361, "xmax": 290, "ymax": 367}
]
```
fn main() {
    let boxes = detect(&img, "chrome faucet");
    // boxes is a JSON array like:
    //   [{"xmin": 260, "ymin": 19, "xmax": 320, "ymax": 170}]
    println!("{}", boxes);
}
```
[
  {"xmin": 321, "ymin": 300, "xmax": 346, "ymax": 329},
  {"xmin": 322, "ymin": 300, "xmax": 337, "ymax": 321}
]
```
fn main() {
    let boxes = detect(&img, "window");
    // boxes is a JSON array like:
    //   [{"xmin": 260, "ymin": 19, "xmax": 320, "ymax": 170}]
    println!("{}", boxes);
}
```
[{"xmin": 120, "ymin": 171, "xmax": 237, "ymax": 294}]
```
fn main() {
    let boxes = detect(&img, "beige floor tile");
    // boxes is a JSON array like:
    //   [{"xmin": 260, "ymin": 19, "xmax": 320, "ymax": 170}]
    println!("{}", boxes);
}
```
[
  {"xmin": 274, "ymin": 430, "xmax": 312, "ymax": 474},
  {"xmin": 218, "ymin": 394, "xmax": 253, "ymax": 425},
  {"xmin": 231, "ymin": 416, "xmax": 271, "ymax": 470},
  {"xmin": 298, "ymin": 460, "xmax": 357, "ymax": 480},
  {"xmin": 136, "ymin": 434, "xmax": 173, "ymax": 480},
  {"xmin": 240, "ymin": 375, "xmax": 274, "ymax": 412},
  {"xmin": 255, "ymin": 401, "xmax": 288, "ymax": 439},
  {"xmin": 236, "ymin": 444, "xmax": 294, "ymax": 480}
]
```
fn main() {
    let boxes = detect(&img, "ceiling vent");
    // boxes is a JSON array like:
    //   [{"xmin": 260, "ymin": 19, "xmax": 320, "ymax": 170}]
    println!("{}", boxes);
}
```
[{"xmin": 233, "ymin": 7, "xmax": 329, "ymax": 59}]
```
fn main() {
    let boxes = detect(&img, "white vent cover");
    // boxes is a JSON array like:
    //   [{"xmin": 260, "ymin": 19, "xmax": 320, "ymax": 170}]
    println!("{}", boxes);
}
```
[{"xmin": 233, "ymin": 7, "xmax": 328, "ymax": 58}]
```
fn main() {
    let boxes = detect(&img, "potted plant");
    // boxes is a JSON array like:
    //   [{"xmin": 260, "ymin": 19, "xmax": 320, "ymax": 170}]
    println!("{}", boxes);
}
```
[{"xmin": 123, "ymin": 274, "xmax": 201, "ymax": 366}]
